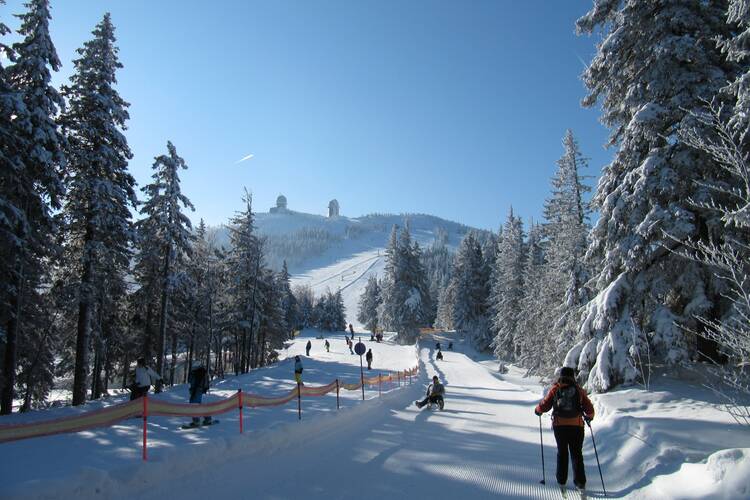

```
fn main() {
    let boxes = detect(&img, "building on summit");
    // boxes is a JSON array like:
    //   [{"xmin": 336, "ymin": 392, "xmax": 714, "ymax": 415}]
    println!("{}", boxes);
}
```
[
  {"xmin": 328, "ymin": 199, "xmax": 340, "ymax": 218},
  {"xmin": 270, "ymin": 195, "xmax": 288, "ymax": 214}
]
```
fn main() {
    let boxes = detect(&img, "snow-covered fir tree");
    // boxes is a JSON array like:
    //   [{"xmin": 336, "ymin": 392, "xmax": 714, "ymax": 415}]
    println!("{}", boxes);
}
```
[
  {"xmin": 226, "ymin": 191, "xmax": 262, "ymax": 373},
  {"xmin": 568, "ymin": 0, "xmax": 738, "ymax": 392},
  {"xmin": 447, "ymin": 231, "xmax": 493, "ymax": 350},
  {"xmin": 293, "ymin": 284, "xmax": 315, "ymax": 329},
  {"xmin": 314, "ymin": 289, "xmax": 346, "ymax": 332},
  {"xmin": 138, "ymin": 141, "xmax": 194, "ymax": 382},
  {"xmin": 59, "ymin": 13, "xmax": 137, "ymax": 406},
  {"xmin": 542, "ymin": 130, "xmax": 592, "ymax": 364},
  {"xmin": 357, "ymin": 275, "xmax": 381, "ymax": 333},
  {"xmin": 490, "ymin": 208, "xmax": 526, "ymax": 360},
  {"xmin": 420, "ymin": 240, "xmax": 453, "ymax": 326},
  {"xmin": 278, "ymin": 261, "xmax": 298, "ymax": 338},
  {"xmin": 378, "ymin": 225, "xmax": 432, "ymax": 343},
  {"xmin": 0, "ymin": 0, "xmax": 64, "ymax": 414},
  {"xmin": 515, "ymin": 222, "xmax": 551, "ymax": 371}
]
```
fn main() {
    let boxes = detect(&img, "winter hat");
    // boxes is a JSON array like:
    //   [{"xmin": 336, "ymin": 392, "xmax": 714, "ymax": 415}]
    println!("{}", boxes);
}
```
[{"xmin": 560, "ymin": 366, "xmax": 575, "ymax": 378}]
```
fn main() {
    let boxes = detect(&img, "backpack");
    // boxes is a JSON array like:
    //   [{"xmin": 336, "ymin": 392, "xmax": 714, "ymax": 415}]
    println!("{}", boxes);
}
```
[{"xmin": 552, "ymin": 384, "xmax": 581, "ymax": 418}]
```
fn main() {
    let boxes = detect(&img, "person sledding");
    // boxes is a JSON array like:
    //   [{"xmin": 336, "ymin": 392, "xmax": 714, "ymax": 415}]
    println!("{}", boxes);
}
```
[
  {"xmin": 415, "ymin": 375, "xmax": 445, "ymax": 410},
  {"xmin": 534, "ymin": 366, "xmax": 595, "ymax": 491},
  {"xmin": 186, "ymin": 363, "xmax": 212, "ymax": 427}
]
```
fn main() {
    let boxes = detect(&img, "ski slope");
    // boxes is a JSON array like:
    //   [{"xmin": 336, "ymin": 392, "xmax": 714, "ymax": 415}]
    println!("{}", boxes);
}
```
[
  {"xmin": 3, "ymin": 330, "xmax": 748, "ymax": 499},
  {"xmin": 291, "ymin": 248, "xmax": 386, "ymax": 329}
]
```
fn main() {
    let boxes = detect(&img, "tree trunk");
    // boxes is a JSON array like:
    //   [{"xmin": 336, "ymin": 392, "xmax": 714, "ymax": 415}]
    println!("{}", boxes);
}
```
[
  {"xmin": 155, "ymin": 246, "xmax": 171, "ymax": 387},
  {"xmin": 143, "ymin": 299, "xmax": 153, "ymax": 362},
  {"xmin": 1, "ymin": 260, "xmax": 23, "ymax": 415},
  {"xmin": 121, "ymin": 353, "xmax": 129, "ymax": 390},
  {"xmin": 169, "ymin": 329, "xmax": 177, "ymax": 386},
  {"xmin": 72, "ymin": 253, "xmax": 94, "ymax": 406},
  {"xmin": 185, "ymin": 334, "xmax": 193, "ymax": 384}
]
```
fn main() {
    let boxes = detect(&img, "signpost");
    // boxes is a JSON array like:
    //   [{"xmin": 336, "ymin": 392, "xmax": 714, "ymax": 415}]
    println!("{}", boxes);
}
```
[{"xmin": 354, "ymin": 338, "xmax": 366, "ymax": 400}]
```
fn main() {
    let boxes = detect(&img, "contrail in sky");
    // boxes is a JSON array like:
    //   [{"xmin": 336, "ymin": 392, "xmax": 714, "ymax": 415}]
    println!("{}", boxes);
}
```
[{"xmin": 235, "ymin": 153, "xmax": 254, "ymax": 164}]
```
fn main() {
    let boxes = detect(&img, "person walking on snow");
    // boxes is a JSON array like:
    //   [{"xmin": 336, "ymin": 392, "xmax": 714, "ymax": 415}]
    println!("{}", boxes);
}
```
[
  {"xmin": 348, "ymin": 323, "xmax": 355, "ymax": 340},
  {"xmin": 366, "ymin": 348, "xmax": 373, "ymax": 370},
  {"xmin": 325, "ymin": 339, "xmax": 330, "ymax": 352},
  {"xmin": 294, "ymin": 355, "xmax": 304, "ymax": 386},
  {"xmin": 130, "ymin": 358, "xmax": 161, "ymax": 400},
  {"xmin": 436, "ymin": 348, "xmax": 443, "ymax": 361},
  {"xmin": 306, "ymin": 340, "xmax": 312, "ymax": 356},
  {"xmin": 187, "ymin": 364, "xmax": 212, "ymax": 426},
  {"xmin": 415, "ymin": 375, "xmax": 445, "ymax": 409},
  {"xmin": 347, "ymin": 337, "xmax": 354, "ymax": 354},
  {"xmin": 534, "ymin": 366, "xmax": 595, "ymax": 491}
]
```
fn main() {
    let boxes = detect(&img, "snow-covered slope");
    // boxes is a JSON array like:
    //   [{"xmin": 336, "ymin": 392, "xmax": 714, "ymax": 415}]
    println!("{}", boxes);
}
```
[
  {"xmin": 3, "ymin": 331, "xmax": 749, "ymax": 499},
  {"xmin": 212, "ymin": 210, "xmax": 474, "ymax": 328}
]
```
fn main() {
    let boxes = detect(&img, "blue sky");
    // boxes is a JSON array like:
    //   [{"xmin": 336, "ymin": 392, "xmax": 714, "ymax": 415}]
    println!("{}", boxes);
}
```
[{"xmin": 4, "ymin": 0, "xmax": 610, "ymax": 231}]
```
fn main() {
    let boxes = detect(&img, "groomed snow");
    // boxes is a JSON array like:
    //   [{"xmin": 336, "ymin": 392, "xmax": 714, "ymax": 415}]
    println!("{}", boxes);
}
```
[{"xmin": 3, "ymin": 331, "xmax": 748, "ymax": 499}]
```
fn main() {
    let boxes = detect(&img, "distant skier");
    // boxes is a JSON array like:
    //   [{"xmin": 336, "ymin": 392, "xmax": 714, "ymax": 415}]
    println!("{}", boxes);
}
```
[
  {"xmin": 348, "ymin": 323, "xmax": 355, "ymax": 340},
  {"xmin": 535, "ymin": 366, "xmax": 595, "ymax": 492},
  {"xmin": 325, "ymin": 339, "xmax": 330, "ymax": 352},
  {"xmin": 448, "ymin": 342, "xmax": 453, "ymax": 350},
  {"xmin": 366, "ymin": 348, "xmax": 373, "ymax": 370},
  {"xmin": 436, "ymin": 349, "xmax": 443, "ymax": 361},
  {"xmin": 306, "ymin": 340, "xmax": 312, "ymax": 356},
  {"xmin": 129, "ymin": 358, "xmax": 161, "ymax": 400},
  {"xmin": 415, "ymin": 375, "xmax": 445, "ymax": 410},
  {"xmin": 186, "ymin": 364, "xmax": 212, "ymax": 427},
  {"xmin": 294, "ymin": 355, "xmax": 304, "ymax": 386}
]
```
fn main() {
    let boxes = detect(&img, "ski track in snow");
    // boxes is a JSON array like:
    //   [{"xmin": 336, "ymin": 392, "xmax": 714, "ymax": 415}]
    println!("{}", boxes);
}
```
[{"xmin": 124, "ymin": 339, "xmax": 586, "ymax": 500}]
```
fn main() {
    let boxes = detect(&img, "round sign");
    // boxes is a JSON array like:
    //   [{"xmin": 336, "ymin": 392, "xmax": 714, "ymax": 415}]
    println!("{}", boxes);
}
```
[{"xmin": 354, "ymin": 342, "xmax": 366, "ymax": 356}]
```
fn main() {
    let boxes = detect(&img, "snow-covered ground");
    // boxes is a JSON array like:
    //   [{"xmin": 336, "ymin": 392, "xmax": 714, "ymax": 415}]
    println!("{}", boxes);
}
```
[{"xmin": 3, "ymin": 330, "xmax": 749, "ymax": 499}]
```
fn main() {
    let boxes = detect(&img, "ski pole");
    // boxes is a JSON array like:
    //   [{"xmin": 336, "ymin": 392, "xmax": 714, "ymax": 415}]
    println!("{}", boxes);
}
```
[
  {"xmin": 586, "ymin": 420, "xmax": 606, "ymax": 496},
  {"xmin": 538, "ymin": 414, "xmax": 546, "ymax": 484}
]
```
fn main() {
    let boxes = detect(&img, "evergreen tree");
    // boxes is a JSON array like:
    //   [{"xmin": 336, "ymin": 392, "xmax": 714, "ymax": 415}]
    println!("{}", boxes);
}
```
[
  {"xmin": 138, "ymin": 141, "xmax": 195, "ymax": 383},
  {"xmin": 378, "ymin": 224, "xmax": 431, "ymax": 343},
  {"xmin": 569, "ymin": 1, "xmax": 737, "ymax": 391},
  {"xmin": 60, "ymin": 14, "xmax": 136, "ymax": 405},
  {"xmin": 0, "ymin": 0, "xmax": 64, "ymax": 414},
  {"xmin": 448, "ymin": 231, "xmax": 493, "ymax": 350},
  {"xmin": 357, "ymin": 275, "xmax": 381, "ymax": 333},
  {"xmin": 226, "ymin": 191, "xmax": 261, "ymax": 372},
  {"xmin": 293, "ymin": 284, "xmax": 315, "ymax": 329},
  {"xmin": 516, "ymin": 222, "xmax": 550, "ymax": 371},
  {"xmin": 542, "ymin": 130, "xmax": 592, "ymax": 365},
  {"xmin": 490, "ymin": 208, "xmax": 526, "ymax": 360},
  {"xmin": 278, "ymin": 261, "xmax": 297, "ymax": 338}
]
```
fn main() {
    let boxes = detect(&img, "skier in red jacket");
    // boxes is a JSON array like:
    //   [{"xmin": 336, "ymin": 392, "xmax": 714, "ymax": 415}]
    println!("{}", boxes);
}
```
[{"xmin": 535, "ymin": 366, "xmax": 595, "ymax": 491}]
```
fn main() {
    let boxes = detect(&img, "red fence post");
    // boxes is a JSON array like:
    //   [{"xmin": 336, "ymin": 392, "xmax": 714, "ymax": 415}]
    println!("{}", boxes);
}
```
[
  {"xmin": 297, "ymin": 382, "xmax": 302, "ymax": 421},
  {"xmin": 336, "ymin": 379, "xmax": 340, "ymax": 410},
  {"xmin": 238, "ymin": 389, "xmax": 243, "ymax": 434},
  {"xmin": 142, "ymin": 394, "xmax": 148, "ymax": 462}
]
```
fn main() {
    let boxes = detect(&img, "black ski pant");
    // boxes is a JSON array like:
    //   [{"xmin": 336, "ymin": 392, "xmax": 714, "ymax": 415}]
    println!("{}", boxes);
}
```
[
  {"xmin": 553, "ymin": 425, "xmax": 586, "ymax": 487},
  {"xmin": 416, "ymin": 395, "xmax": 443, "ymax": 408}
]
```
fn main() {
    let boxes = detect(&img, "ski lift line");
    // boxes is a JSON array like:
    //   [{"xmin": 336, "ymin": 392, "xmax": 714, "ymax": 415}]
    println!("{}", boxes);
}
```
[
  {"xmin": 306, "ymin": 254, "xmax": 381, "ymax": 288},
  {"xmin": 338, "ymin": 255, "xmax": 383, "ymax": 293},
  {"xmin": 0, "ymin": 364, "xmax": 420, "ymax": 454}
]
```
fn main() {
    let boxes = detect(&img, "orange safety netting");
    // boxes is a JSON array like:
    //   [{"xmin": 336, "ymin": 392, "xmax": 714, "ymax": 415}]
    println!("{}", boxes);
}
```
[
  {"xmin": 0, "ymin": 398, "xmax": 141, "ymax": 444},
  {"xmin": 0, "ymin": 364, "xmax": 419, "ymax": 444}
]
